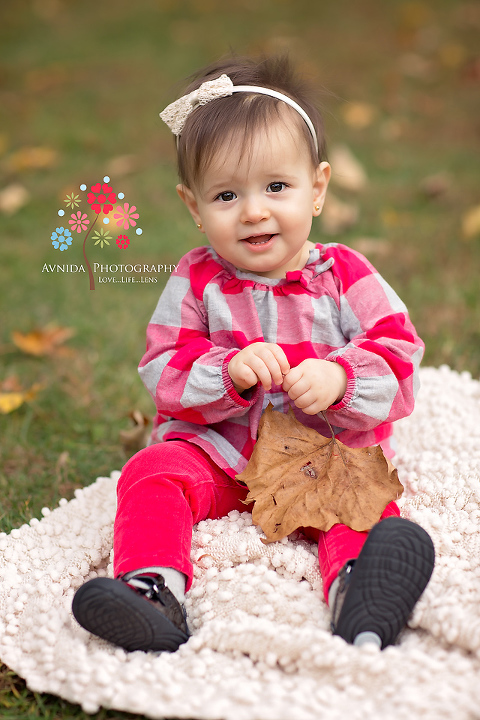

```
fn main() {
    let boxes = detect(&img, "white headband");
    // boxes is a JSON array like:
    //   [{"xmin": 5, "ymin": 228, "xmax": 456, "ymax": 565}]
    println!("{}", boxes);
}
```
[{"xmin": 159, "ymin": 73, "xmax": 319, "ymax": 154}]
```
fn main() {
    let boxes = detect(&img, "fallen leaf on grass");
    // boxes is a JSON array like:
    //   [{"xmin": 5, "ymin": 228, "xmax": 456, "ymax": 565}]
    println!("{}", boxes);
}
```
[
  {"xmin": 12, "ymin": 324, "xmax": 75, "ymax": 357},
  {"xmin": 106, "ymin": 154, "xmax": 139, "ymax": 178},
  {"xmin": 0, "ymin": 183, "xmax": 30, "ymax": 215},
  {"xmin": 236, "ymin": 404, "xmax": 403, "ymax": 543},
  {"xmin": 419, "ymin": 172, "xmax": 452, "ymax": 199},
  {"xmin": 462, "ymin": 205, "xmax": 480, "ymax": 239},
  {"xmin": 329, "ymin": 145, "xmax": 368, "ymax": 193},
  {"xmin": 342, "ymin": 102, "xmax": 377, "ymax": 129},
  {"xmin": 0, "ymin": 376, "xmax": 43, "ymax": 414},
  {"xmin": 4, "ymin": 146, "xmax": 58, "ymax": 173},
  {"xmin": 438, "ymin": 43, "xmax": 467, "ymax": 70},
  {"xmin": 120, "ymin": 410, "xmax": 151, "ymax": 455},
  {"xmin": 56, "ymin": 451, "xmax": 70, "ymax": 484}
]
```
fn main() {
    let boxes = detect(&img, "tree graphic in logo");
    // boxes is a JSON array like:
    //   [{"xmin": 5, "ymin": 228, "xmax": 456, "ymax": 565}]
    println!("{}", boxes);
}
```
[{"xmin": 50, "ymin": 176, "xmax": 142, "ymax": 290}]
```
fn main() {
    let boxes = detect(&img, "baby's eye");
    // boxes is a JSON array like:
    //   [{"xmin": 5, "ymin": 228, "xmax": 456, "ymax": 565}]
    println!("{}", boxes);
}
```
[
  {"xmin": 216, "ymin": 191, "xmax": 237, "ymax": 202},
  {"xmin": 267, "ymin": 182, "xmax": 287, "ymax": 193}
]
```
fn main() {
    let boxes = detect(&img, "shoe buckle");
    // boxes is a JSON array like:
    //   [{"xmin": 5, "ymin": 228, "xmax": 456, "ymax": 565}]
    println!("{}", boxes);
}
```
[
  {"xmin": 125, "ymin": 574, "xmax": 167, "ymax": 604},
  {"xmin": 331, "ymin": 559, "xmax": 356, "ymax": 633}
]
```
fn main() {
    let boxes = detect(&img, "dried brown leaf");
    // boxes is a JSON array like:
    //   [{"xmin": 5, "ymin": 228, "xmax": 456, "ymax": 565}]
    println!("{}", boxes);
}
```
[
  {"xmin": 4, "ymin": 146, "xmax": 58, "ymax": 173},
  {"xmin": 56, "ymin": 451, "xmax": 70, "ymax": 483},
  {"xmin": 237, "ymin": 404, "xmax": 403, "ymax": 543},
  {"xmin": 342, "ymin": 102, "xmax": 377, "ymax": 129},
  {"xmin": 106, "ymin": 154, "xmax": 139, "ymax": 178},
  {"xmin": 462, "ymin": 205, "xmax": 480, "ymax": 239},
  {"xmin": 0, "ymin": 378, "xmax": 43, "ymax": 414},
  {"xmin": 120, "ymin": 410, "xmax": 151, "ymax": 455},
  {"xmin": 0, "ymin": 183, "xmax": 30, "ymax": 215},
  {"xmin": 419, "ymin": 172, "xmax": 452, "ymax": 199},
  {"xmin": 329, "ymin": 145, "xmax": 368, "ymax": 193},
  {"xmin": 11, "ymin": 324, "xmax": 75, "ymax": 357}
]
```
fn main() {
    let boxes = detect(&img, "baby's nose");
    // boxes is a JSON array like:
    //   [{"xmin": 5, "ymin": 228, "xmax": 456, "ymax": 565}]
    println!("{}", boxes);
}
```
[{"xmin": 240, "ymin": 196, "xmax": 270, "ymax": 224}]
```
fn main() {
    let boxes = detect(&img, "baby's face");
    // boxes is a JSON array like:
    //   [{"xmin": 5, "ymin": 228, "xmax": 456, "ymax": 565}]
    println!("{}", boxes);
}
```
[{"xmin": 179, "ymin": 120, "xmax": 330, "ymax": 279}]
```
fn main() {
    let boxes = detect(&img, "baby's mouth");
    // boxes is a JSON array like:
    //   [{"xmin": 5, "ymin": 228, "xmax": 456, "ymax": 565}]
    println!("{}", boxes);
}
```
[{"xmin": 242, "ymin": 234, "xmax": 274, "ymax": 245}]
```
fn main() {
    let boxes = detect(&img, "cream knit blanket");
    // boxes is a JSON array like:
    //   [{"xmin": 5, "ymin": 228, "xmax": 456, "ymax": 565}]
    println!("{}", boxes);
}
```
[{"xmin": 1, "ymin": 366, "xmax": 480, "ymax": 719}]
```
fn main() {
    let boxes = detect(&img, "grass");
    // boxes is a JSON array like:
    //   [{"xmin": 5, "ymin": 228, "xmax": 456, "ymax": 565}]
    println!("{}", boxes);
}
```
[{"xmin": 0, "ymin": 0, "xmax": 479, "ymax": 716}]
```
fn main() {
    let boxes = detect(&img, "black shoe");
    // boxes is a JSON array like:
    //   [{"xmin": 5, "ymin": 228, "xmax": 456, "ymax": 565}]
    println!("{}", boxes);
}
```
[
  {"xmin": 72, "ymin": 573, "xmax": 190, "ymax": 652},
  {"xmin": 331, "ymin": 516, "xmax": 435, "ymax": 649}
]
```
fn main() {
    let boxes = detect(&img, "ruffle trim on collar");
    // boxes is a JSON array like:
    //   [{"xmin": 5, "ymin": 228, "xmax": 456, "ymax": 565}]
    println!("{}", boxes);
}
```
[{"xmin": 211, "ymin": 245, "xmax": 335, "ymax": 290}]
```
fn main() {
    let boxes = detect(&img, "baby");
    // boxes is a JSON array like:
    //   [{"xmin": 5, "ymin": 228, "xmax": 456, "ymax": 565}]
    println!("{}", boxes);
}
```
[{"xmin": 73, "ymin": 55, "xmax": 435, "ymax": 652}]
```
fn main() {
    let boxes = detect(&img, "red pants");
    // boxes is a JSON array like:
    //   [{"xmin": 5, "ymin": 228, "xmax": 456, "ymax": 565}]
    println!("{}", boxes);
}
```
[{"xmin": 114, "ymin": 441, "xmax": 400, "ymax": 603}]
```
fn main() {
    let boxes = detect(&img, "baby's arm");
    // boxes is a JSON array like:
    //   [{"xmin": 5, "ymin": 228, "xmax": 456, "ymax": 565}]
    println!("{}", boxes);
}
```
[
  {"xmin": 139, "ymin": 255, "xmax": 268, "ymax": 425},
  {"xmin": 282, "ymin": 359, "xmax": 347, "ymax": 415},
  {"xmin": 301, "ymin": 244, "xmax": 424, "ymax": 430},
  {"xmin": 228, "ymin": 343, "xmax": 290, "ymax": 394}
]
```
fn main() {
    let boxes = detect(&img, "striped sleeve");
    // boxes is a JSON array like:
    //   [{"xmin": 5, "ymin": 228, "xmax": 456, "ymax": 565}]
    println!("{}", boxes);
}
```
[
  {"xmin": 138, "ymin": 251, "xmax": 259, "ymax": 425},
  {"xmin": 322, "ymin": 244, "xmax": 424, "ymax": 431}
]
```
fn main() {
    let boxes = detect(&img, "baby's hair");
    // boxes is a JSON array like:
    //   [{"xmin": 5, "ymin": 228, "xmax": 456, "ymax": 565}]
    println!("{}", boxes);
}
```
[{"xmin": 174, "ymin": 54, "xmax": 327, "ymax": 189}]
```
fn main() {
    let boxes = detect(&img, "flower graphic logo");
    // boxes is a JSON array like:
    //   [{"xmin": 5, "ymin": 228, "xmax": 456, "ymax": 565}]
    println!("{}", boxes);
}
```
[
  {"xmin": 93, "ymin": 228, "xmax": 111, "ymax": 248},
  {"xmin": 87, "ymin": 182, "xmax": 117, "ymax": 214},
  {"xmin": 69, "ymin": 211, "xmax": 90, "ymax": 233},
  {"xmin": 64, "ymin": 193, "xmax": 80, "ymax": 209},
  {"xmin": 51, "ymin": 227, "xmax": 72, "ymax": 251},
  {"xmin": 113, "ymin": 203, "xmax": 139, "ymax": 230},
  {"xmin": 116, "ymin": 234, "xmax": 130, "ymax": 249},
  {"xmin": 49, "ymin": 176, "xmax": 143, "ymax": 290}
]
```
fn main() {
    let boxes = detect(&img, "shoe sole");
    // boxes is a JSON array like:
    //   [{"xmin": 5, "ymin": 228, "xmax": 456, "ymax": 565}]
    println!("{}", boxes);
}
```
[
  {"xmin": 72, "ymin": 577, "xmax": 189, "ymax": 652},
  {"xmin": 333, "ymin": 516, "xmax": 435, "ymax": 648}
]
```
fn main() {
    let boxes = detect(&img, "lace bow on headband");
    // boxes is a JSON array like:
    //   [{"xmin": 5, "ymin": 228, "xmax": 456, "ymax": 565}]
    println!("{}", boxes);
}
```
[
  {"xmin": 160, "ymin": 74, "xmax": 234, "ymax": 136},
  {"xmin": 160, "ymin": 73, "xmax": 319, "ymax": 153}
]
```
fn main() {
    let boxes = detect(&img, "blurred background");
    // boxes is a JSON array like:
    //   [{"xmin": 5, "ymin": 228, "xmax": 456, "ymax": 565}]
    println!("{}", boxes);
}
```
[
  {"xmin": 2, "ymin": 0, "xmax": 480, "ymax": 524},
  {"xmin": 0, "ymin": 0, "xmax": 479, "ymax": 714},
  {"xmin": 1, "ymin": 0, "xmax": 480, "ymax": 514}
]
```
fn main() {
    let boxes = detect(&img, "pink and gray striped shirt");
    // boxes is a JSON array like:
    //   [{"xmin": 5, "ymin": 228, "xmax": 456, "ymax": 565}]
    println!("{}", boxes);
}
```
[{"xmin": 139, "ymin": 243, "xmax": 424, "ymax": 478}]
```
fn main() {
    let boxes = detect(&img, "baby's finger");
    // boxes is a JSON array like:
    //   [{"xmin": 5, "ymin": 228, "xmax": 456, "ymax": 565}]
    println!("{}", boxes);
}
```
[
  {"xmin": 263, "ymin": 354, "xmax": 286, "ymax": 387},
  {"xmin": 286, "ymin": 378, "xmax": 311, "ymax": 402},
  {"xmin": 281, "ymin": 366, "xmax": 302, "ymax": 393},
  {"xmin": 291, "ymin": 387, "xmax": 316, "ymax": 408},
  {"xmin": 246, "ymin": 355, "xmax": 275, "ymax": 391},
  {"xmin": 291, "ymin": 389, "xmax": 326, "ymax": 414},
  {"xmin": 251, "ymin": 347, "xmax": 284, "ymax": 387},
  {"xmin": 230, "ymin": 361, "xmax": 258, "ymax": 391},
  {"xmin": 296, "ymin": 399, "xmax": 324, "ymax": 415},
  {"xmin": 268, "ymin": 344, "xmax": 290, "ymax": 377}
]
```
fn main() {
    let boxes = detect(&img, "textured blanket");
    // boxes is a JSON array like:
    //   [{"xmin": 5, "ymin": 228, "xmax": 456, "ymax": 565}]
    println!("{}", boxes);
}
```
[{"xmin": 1, "ymin": 366, "xmax": 480, "ymax": 720}]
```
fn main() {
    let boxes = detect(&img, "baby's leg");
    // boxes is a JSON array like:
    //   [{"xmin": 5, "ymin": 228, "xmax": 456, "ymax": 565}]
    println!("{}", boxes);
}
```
[
  {"xmin": 72, "ymin": 440, "xmax": 249, "ymax": 652},
  {"xmin": 316, "ymin": 502, "xmax": 401, "ymax": 604},
  {"xmin": 113, "ymin": 440, "xmax": 249, "ymax": 591},
  {"xmin": 305, "ymin": 504, "xmax": 435, "ymax": 649}
]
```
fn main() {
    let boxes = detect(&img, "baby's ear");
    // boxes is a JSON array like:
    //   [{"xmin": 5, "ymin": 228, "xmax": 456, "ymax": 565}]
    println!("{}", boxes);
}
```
[
  {"xmin": 313, "ymin": 162, "xmax": 331, "ymax": 216},
  {"xmin": 176, "ymin": 184, "xmax": 203, "ymax": 228}
]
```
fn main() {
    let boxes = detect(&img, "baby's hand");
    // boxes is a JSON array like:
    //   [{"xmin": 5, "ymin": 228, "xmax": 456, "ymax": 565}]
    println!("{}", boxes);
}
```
[
  {"xmin": 228, "ymin": 342, "xmax": 290, "ymax": 393},
  {"xmin": 282, "ymin": 359, "xmax": 347, "ymax": 415}
]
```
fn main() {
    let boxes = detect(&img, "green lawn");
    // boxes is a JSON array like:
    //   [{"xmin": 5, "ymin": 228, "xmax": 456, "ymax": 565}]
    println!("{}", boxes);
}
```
[{"xmin": 0, "ymin": 0, "xmax": 479, "ymax": 716}]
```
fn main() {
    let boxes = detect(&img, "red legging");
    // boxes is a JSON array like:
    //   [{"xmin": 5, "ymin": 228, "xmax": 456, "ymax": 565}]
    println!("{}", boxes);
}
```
[{"xmin": 114, "ymin": 440, "xmax": 400, "ymax": 603}]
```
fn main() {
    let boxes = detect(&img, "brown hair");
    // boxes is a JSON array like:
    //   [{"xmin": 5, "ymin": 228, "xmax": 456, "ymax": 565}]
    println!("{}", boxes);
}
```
[{"xmin": 173, "ymin": 55, "xmax": 327, "ymax": 189}]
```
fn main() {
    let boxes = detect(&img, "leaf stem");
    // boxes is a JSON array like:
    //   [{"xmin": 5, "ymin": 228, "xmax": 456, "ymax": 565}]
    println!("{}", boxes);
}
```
[{"xmin": 321, "ymin": 411, "xmax": 348, "ymax": 468}]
